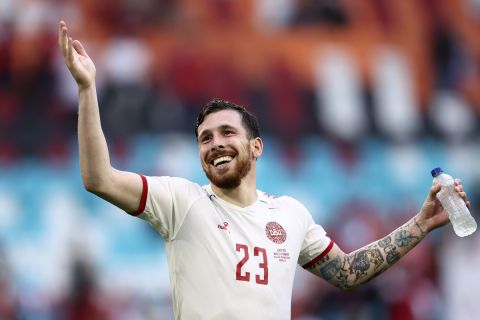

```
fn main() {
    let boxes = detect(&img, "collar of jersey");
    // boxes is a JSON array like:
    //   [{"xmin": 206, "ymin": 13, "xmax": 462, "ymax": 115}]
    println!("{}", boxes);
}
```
[{"xmin": 204, "ymin": 184, "xmax": 277, "ymax": 211}]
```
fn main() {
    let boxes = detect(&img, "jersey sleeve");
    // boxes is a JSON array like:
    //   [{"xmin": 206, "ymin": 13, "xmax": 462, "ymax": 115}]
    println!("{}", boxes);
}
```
[
  {"xmin": 297, "ymin": 212, "xmax": 334, "ymax": 269},
  {"xmin": 128, "ymin": 175, "xmax": 203, "ymax": 240}
]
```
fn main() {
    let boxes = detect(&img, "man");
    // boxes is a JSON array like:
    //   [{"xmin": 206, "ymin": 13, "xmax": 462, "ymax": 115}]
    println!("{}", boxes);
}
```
[{"xmin": 58, "ymin": 21, "xmax": 471, "ymax": 319}]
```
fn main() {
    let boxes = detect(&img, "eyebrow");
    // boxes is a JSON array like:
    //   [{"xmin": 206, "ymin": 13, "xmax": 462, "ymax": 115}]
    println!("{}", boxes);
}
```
[{"xmin": 197, "ymin": 124, "xmax": 238, "ymax": 141}]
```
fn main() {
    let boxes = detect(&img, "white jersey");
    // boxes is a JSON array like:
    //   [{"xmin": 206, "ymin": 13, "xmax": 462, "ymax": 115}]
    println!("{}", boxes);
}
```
[{"xmin": 130, "ymin": 175, "xmax": 333, "ymax": 320}]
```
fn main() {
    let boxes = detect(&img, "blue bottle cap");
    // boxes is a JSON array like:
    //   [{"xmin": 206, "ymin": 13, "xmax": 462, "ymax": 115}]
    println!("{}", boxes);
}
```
[{"xmin": 431, "ymin": 167, "xmax": 443, "ymax": 177}]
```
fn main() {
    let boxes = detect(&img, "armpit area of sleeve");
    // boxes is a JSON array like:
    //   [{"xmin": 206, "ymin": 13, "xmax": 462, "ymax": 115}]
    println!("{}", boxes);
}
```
[
  {"xmin": 128, "ymin": 174, "xmax": 148, "ymax": 216},
  {"xmin": 301, "ymin": 239, "xmax": 334, "ymax": 270}
]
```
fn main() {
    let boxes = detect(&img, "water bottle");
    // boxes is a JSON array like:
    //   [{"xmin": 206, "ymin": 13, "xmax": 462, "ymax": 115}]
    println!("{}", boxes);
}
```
[{"xmin": 431, "ymin": 167, "xmax": 477, "ymax": 237}]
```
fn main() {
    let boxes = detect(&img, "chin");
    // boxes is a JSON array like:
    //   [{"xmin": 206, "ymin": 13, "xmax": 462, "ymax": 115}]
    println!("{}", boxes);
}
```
[
  {"xmin": 203, "ymin": 153, "xmax": 252, "ymax": 189},
  {"xmin": 209, "ymin": 173, "xmax": 242, "ymax": 189}
]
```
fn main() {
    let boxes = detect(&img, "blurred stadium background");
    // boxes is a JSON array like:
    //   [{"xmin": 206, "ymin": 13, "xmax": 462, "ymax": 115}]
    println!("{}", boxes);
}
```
[{"xmin": 1, "ymin": 0, "xmax": 480, "ymax": 319}]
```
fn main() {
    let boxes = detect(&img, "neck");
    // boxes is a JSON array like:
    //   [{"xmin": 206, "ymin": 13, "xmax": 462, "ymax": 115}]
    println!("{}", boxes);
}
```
[{"xmin": 211, "ymin": 170, "xmax": 257, "ymax": 207}]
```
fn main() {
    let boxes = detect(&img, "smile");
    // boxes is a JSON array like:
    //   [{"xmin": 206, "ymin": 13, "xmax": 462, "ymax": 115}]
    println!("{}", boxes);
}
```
[{"xmin": 212, "ymin": 155, "xmax": 233, "ymax": 167}]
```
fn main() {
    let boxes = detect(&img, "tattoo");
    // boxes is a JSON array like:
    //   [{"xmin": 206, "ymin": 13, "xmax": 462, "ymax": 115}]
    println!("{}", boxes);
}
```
[
  {"xmin": 319, "ymin": 255, "xmax": 353, "ymax": 289},
  {"xmin": 366, "ymin": 247, "xmax": 384, "ymax": 271},
  {"xmin": 378, "ymin": 236, "xmax": 401, "ymax": 265},
  {"xmin": 394, "ymin": 230, "xmax": 419, "ymax": 247},
  {"xmin": 312, "ymin": 217, "xmax": 425, "ymax": 289},
  {"xmin": 377, "ymin": 235, "xmax": 391, "ymax": 248},
  {"xmin": 349, "ymin": 248, "xmax": 384, "ymax": 281},
  {"xmin": 319, "ymin": 254, "xmax": 330, "ymax": 265},
  {"xmin": 349, "ymin": 250, "xmax": 369, "ymax": 280},
  {"xmin": 336, "ymin": 271, "xmax": 349, "ymax": 289},
  {"xmin": 307, "ymin": 253, "xmax": 331, "ymax": 270},
  {"xmin": 413, "ymin": 217, "xmax": 427, "ymax": 236},
  {"xmin": 320, "ymin": 256, "xmax": 342, "ymax": 281}
]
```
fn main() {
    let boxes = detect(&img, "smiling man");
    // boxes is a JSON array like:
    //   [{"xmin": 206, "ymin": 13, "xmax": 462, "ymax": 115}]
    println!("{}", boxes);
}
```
[
  {"xmin": 58, "ymin": 20, "xmax": 471, "ymax": 319},
  {"xmin": 196, "ymin": 102, "xmax": 262, "ymax": 203}
]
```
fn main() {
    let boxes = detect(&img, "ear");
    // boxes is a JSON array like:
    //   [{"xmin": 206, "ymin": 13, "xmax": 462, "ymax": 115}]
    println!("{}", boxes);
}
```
[{"xmin": 251, "ymin": 137, "xmax": 263, "ymax": 159}]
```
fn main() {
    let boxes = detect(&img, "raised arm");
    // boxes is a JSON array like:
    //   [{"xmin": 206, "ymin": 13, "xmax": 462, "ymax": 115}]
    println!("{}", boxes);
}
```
[
  {"xmin": 58, "ymin": 21, "xmax": 143, "ymax": 213},
  {"xmin": 306, "ymin": 181, "xmax": 470, "ymax": 290}
]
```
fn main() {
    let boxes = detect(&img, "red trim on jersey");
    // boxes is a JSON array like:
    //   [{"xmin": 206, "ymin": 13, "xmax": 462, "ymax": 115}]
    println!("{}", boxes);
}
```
[
  {"xmin": 129, "ymin": 175, "xmax": 148, "ymax": 216},
  {"xmin": 302, "ymin": 240, "xmax": 334, "ymax": 269}
]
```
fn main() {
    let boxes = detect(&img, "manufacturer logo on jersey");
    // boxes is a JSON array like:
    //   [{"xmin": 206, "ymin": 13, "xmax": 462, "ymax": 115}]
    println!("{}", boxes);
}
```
[
  {"xmin": 265, "ymin": 221, "xmax": 286, "ymax": 244},
  {"xmin": 218, "ymin": 221, "xmax": 230, "ymax": 234}
]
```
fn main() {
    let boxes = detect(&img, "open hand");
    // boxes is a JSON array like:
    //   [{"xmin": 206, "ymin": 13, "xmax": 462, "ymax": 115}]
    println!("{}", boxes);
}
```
[{"xmin": 58, "ymin": 21, "xmax": 96, "ymax": 89}]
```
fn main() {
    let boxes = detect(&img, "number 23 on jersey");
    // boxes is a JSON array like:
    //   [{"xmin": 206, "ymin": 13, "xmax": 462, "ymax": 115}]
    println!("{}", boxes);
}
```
[{"xmin": 236, "ymin": 243, "xmax": 269, "ymax": 285}]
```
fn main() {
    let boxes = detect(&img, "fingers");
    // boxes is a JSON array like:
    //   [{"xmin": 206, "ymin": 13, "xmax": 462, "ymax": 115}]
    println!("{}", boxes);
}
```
[
  {"xmin": 460, "ymin": 194, "xmax": 471, "ymax": 208},
  {"xmin": 58, "ymin": 21, "xmax": 69, "ymax": 57},
  {"xmin": 454, "ymin": 179, "xmax": 471, "ymax": 209},
  {"xmin": 454, "ymin": 179, "xmax": 464, "ymax": 193},
  {"xmin": 59, "ymin": 21, "xmax": 82, "ymax": 65},
  {"xmin": 72, "ymin": 40, "xmax": 88, "ymax": 57},
  {"xmin": 429, "ymin": 183, "xmax": 442, "ymax": 200},
  {"xmin": 457, "ymin": 189, "xmax": 471, "ymax": 209},
  {"xmin": 67, "ymin": 36, "xmax": 74, "ymax": 64}
]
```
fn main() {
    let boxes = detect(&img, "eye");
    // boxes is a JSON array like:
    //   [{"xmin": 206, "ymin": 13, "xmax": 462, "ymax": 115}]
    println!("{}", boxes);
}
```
[
  {"xmin": 224, "ymin": 130, "xmax": 235, "ymax": 136},
  {"xmin": 200, "ymin": 135, "xmax": 212, "ymax": 144}
]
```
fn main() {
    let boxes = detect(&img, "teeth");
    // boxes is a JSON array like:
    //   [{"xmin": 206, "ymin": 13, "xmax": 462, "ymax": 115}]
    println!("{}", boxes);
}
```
[{"xmin": 213, "ymin": 156, "xmax": 233, "ymax": 166}]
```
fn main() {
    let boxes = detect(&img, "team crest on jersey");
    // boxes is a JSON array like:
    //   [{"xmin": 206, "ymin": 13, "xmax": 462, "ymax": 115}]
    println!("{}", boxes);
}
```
[{"xmin": 265, "ymin": 221, "xmax": 287, "ymax": 244}]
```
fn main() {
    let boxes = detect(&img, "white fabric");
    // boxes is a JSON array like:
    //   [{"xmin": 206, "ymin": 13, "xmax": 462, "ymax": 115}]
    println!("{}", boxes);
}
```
[{"xmin": 137, "ymin": 176, "xmax": 332, "ymax": 320}]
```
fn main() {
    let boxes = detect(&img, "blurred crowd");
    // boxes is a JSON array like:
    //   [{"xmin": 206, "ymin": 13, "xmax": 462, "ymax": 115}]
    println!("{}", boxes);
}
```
[
  {"xmin": 1, "ymin": 0, "xmax": 480, "ymax": 319},
  {"xmin": 0, "ymin": 0, "xmax": 479, "ymax": 161}
]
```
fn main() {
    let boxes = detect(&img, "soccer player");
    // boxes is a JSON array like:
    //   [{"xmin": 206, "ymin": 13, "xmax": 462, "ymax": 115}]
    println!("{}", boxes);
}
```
[{"xmin": 58, "ymin": 21, "xmax": 471, "ymax": 319}]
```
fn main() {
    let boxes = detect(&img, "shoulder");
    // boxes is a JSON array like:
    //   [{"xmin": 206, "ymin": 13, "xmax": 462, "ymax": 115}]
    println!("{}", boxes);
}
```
[
  {"xmin": 259, "ymin": 191, "xmax": 309, "ymax": 213},
  {"xmin": 147, "ymin": 176, "xmax": 207, "ymax": 197},
  {"xmin": 278, "ymin": 195, "xmax": 306, "ymax": 207}
]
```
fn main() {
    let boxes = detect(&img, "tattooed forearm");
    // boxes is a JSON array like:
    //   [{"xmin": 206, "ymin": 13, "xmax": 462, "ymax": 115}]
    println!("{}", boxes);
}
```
[
  {"xmin": 349, "ymin": 247, "xmax": 384, "ymax": 280},
  {"xmin": 308, "ymin": 252, "xmax": 332, "ymax": 270},
  {"xmin": 317, "ymin": 246, "xmax": 386, "ymax": 290},
  {"xmin": 413, "ymin": 217, "xmax": 427, "ymax": 236},
  {"xmin": 394, "ymin": 229, "xmax": 420, "ymax": 247},
  {"xmin": 319, "ymin": 256, "xmax": 343, "ymax": 281},
  {"xmin": 378, "ymin": 235, "xmax": 401, "ymax": 265},
  {"xmin": 319, "ymin": 255, "xmax": 351, "ymax": 289},
  {"xmin": 310, "ymin": 215, "xmax": 428, "ymax": 290}
]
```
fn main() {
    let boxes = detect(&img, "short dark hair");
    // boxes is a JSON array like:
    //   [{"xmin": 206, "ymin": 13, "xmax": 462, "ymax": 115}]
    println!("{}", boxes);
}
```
[{"xmin": 195, "ymin": 99, "xmax": 261, "ymax": 140}]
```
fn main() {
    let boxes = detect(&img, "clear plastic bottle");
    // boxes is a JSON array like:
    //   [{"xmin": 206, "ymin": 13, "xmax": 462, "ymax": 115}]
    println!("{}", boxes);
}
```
[{"xmin": 431, "ymin": 167, "xmax": 477, "ymax": 237}]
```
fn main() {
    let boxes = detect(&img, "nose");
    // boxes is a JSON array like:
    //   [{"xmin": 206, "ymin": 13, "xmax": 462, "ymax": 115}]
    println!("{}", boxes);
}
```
[
  {"xmin": 210, "ymin": 133, "xmax": 226, "ymax": 150},
  {"xmin": 211, "ymin": 140, "xmax": 225, "ymax": 151}
]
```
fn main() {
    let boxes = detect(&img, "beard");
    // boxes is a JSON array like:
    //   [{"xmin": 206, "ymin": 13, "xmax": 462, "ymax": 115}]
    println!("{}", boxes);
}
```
[{"xmin": 202, "ymin": 143, "xmax": 253, "ymax": 189}]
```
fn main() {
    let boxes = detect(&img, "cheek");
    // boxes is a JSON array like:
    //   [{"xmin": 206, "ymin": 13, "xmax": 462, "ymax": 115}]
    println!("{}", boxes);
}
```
[{"xmin": 199, "ymin": 150, "xmax": 207, "ymax": 164}]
